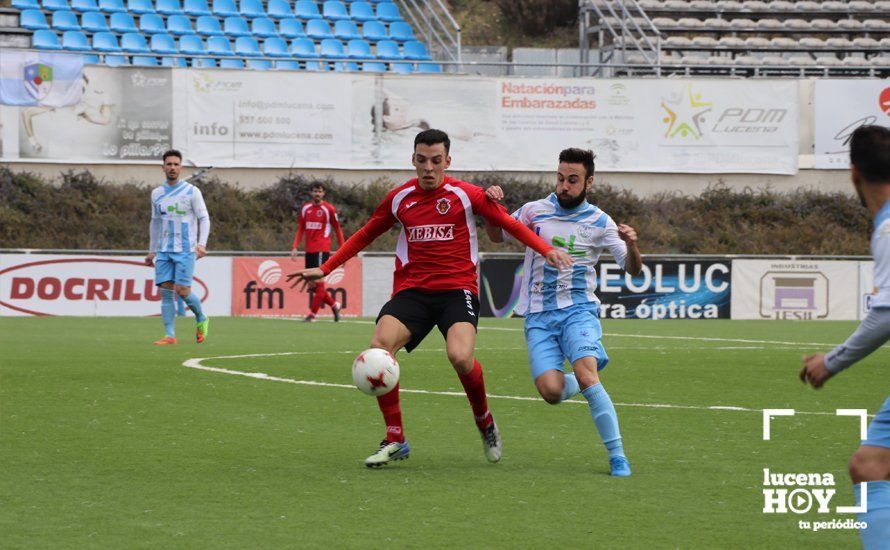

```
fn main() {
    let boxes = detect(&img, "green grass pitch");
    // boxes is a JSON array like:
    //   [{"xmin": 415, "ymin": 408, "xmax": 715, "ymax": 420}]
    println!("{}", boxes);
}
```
[{"xmin": 1, "ymin": 316, "xmax": 886, "ymax": 548}]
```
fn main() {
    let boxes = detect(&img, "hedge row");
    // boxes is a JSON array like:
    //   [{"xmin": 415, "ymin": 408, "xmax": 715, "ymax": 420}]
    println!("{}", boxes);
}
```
[{"xmin": 0, "ymin": 167, "xmax": 871, "ymax": 255}]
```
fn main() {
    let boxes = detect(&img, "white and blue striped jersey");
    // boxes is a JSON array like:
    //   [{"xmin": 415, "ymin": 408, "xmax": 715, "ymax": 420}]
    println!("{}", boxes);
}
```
[
  {"xmin": 872, "ymin": 200, "xmax": 890, "ymax": 309},
  {"xmin": 149, "ymin": 180, "xmax": 210, "ymax": 253},
  {"xmin": 510, "ymin": 194, "xmax": 628, "ymax": 316}
]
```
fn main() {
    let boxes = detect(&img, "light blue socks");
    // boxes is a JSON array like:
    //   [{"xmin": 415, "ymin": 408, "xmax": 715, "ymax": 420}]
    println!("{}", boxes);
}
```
[
  {"xmin": 855, "ymin": 481, "xmax": 890, "ymax": 549},
  {"xmin": 182, "ymin": 291, "xmax": 206, "ymax": 322},
  {"xmin": 160, "ymin": 288, "xmax": 176, "ymax": 337},
  {"xmin": 581, "ymin": 383, "xmax": 625, "ymax": 458}
]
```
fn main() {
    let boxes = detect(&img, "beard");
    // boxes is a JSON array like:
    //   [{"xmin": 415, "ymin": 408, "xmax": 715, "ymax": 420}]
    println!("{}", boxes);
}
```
[{"xmin": 557, "ymin": 190, "xmax": 588, "ymax": 209}]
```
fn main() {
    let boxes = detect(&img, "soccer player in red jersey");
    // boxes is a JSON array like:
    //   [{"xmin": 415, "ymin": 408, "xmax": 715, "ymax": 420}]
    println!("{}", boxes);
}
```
[
  {"xmin": 287, "ymin": 129, "xmax": 573, "ymax": 467},
  {"xmin": 291, "ymin": 183, "xmax": 346, "ymax": 322}
]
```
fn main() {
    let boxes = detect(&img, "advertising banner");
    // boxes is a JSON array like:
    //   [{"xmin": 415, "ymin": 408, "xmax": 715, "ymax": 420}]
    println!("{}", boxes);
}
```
[
  {"xmin": 859, "ymin": 260, "xmax": 875, "ymax": 319},
  {"xmin": 0, "ymin": 254, "xmax": 231, "ymax": 316},
  {"xmin": 479, "ymin": 257, "xmax": 731, "ymax": 319},
  {"xmin": 231, "ymin": 256, "xmax": 361, "ymax": 317},
  {"xmin": 730, "ymin": 259, "xmax": 859, "ymax": 320},
  {"xmin": 814, "ymin": 80, "xmax": 890, "ymax": 169}
]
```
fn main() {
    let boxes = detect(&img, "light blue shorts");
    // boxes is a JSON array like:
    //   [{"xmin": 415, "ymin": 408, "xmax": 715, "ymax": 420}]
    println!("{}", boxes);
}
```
[
  {"xmin": 154, "ymin": 251, "xmax": 195, "ymax": 287},
  {"xmin": 863, "ymin": 396, "xmax": 890, "ymax": 449},
  {"xmin": 523, "ymin": 303, "xmax": 609, "ymax": 380}
]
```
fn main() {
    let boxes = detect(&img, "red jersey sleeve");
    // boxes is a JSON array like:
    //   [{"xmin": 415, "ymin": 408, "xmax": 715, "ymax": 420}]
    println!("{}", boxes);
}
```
[
  {"xmin": 319, "ymin": 190, "xmax": 397, "ymax": 275},
  {"xmin": 469, "ymin": 186, "xmax": 554, "ymax": 257},
  {"xmin": 327, "ymin": 203, "xmax": 346, "ymax": 247},
  {"xmin": 292, "ymin": 206, "xmax": 306, "ymax": 249}
]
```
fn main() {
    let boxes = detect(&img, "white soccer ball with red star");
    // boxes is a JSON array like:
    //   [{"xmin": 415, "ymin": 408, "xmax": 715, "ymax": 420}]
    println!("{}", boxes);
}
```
[{"xmin": 352, "ymin": 348, "xmax": 400, "ymax": 396}]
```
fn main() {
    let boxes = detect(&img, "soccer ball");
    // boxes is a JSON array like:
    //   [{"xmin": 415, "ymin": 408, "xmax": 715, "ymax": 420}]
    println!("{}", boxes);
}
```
[{"xmin": 352, "ymin": 348, "xmax": 400, "ymax": 396}]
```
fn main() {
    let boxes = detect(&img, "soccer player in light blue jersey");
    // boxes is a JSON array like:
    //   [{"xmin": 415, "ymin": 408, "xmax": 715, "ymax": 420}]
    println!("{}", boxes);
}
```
[
  {"xmin": 144, "ymin": 149, "xmax": 211, "ymax": 345},
  {"xmin": 799, "ymin": 125, "xmax": 890, "ymax": 549},
  {"xmin": 485, "ymin": 148, "xmax": 642, "ymax": 476}
]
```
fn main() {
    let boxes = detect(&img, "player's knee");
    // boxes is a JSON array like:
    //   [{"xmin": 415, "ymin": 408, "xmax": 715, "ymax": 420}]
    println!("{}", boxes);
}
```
[
  {"xmin": 447, "ymin": 352, "xmax": 474, "ymax": 374},
  {"xmin": 536, "ymin": 379, "xmax": 563, "ymax": 405},
  {"xmin": 848, "ymin": 449, "xmax": 889, "ymax": 483},
  {"xmin": 175, "ymin": 286, "xmax": 190, "ymax": 298}
]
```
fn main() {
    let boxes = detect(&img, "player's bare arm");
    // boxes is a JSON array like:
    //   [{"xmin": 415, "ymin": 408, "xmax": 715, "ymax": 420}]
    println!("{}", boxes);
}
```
[{"xmin": 617, "ymin": 224, "xmax": 643, "ymax": 275}]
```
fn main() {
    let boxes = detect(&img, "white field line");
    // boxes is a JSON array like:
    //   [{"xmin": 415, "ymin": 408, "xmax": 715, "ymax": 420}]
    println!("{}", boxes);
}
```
[
  {"xmin": 275, "ymin": 318, "xmax": 845, "ymax": 348},
  {"xmin": 182, "ymin": 350, "xmax": 854, "ymax": 417}
]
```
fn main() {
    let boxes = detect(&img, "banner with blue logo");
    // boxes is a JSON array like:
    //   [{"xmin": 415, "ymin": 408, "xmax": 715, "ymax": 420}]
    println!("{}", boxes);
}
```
[{"xmin": 0, "ymin": 50, "xmax": 83, "ymax": 107}]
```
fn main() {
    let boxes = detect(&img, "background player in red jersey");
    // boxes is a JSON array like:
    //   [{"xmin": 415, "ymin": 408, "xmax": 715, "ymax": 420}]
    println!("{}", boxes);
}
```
[
  {"xmin": 291, "ymin": 183, "xmax": 346, "ymax": 322},
  {"xmin": 287, "ymin": 129, "xmax": 573, "ymax": 468}
]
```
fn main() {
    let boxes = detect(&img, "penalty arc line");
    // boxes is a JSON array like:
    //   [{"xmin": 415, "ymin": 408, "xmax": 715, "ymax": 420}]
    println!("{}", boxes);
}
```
[{"xmin": 181, "ymin": 352, "xmax": 849, "ymax": 417}]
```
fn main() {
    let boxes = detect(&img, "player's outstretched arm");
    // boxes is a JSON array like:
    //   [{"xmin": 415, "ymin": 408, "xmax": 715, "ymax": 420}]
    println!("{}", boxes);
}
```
[
  {"xmin": 801, "ymin": 307, "xmax": 890, "ymax": 389},
  {"xmin": 617, "ymin": 224, "xmax": 642, "ymax": 276},
  {"xmin": 482, "ymin": 185, "xmax": 505, "ymax": 243},
  {"xmin": 286, "ymin": 267, "xmax": 325, "ymax": 292}
]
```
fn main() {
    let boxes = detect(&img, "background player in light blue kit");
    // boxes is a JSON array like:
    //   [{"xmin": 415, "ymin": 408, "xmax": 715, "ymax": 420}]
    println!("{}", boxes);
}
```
[
  {"xmin": 799, "ymin": 125, "xmax": 890, "ymax": 549},
  {"xmin": 144, "ymin": 149, "xmax": 211, "ymax": 345},
  {"xmin": 485, "ymin": 148, "xmax": 642, "ymax": 476}
]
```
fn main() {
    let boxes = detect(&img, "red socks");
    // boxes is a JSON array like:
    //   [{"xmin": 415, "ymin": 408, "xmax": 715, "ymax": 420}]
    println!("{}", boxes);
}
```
[
  {"xmin": 376, "ymin": 383, "xmax": 404, "ymax": 443},
  {"xmin": 458, "ymin": 359, "xmax": 493, "ymax": 430}
]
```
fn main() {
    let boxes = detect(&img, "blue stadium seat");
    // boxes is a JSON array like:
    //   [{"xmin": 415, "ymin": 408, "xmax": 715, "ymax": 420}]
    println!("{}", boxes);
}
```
[
  {"xmin": 375, "ymin": 39, "xmax": 401, "ymax": 60},
  {"xmin": 403, "ymin": 40, "xmax": 430, "ymax": 60},
  {"xmin": 389, "ymin": 21, "xmax": 414, "ymax": 42},
  {"xmin": 234, "ymin": 35, "xmax": 260, "ymax": 56},
  {"xmin": 290, "ymin": 37, "xmax": 317, "ymax": 58},
  {"xmin": 331, "ymin": 60, "xmax": 358, "ymax": 71},
  {"xmin": 161, "ymin": 56, "xmax": 188, "ymax": 66},
  {"xmin": 155, "ymin": 0, "xmax": 182, "ymax": 15},
  {"xmin": 211, "ymin": 0, "xmax": 238, "ymax": 16},
  {"xmin": 196, "ymin": 15, "xmax": 223, "ymax": 35},
  {"xmin": 304, "ymin": 59, "xmax": 327, "ymax": 71},
  {"xmin": 349, "ymin": 1, "xmax": 375, "ymax": 22},
  {"xmin": 166, "ymin": 14, "xmax": 193, "ymax": 35},
  {"xmin": 361, "ymin": 60, "xmax": 386, "ymax": 72},
  {"xmin": 218, "ymin": 57, "xmax": 244, "ymax": 68},
  {"xmin": 361, "ymin": 20, "xmax": 387, "ymax": 41},
  {"xmin": 83, "ymin": 53, "xmax": 100, "ymax": 63},
  {"xmin": 266, "ymin": 0, "xmax": 290, "ymax": 19},
  {"xmin": 32, "ymin": 29, "xmax": 62, "ymax": 49},
  {"xmin": 251, "ymin": 17, "xmax": 278, "ymax": 38},
  {"xmin": 139, "ymin": 13, "xmax": 165, "ymax": 33},
  {"xmin": 127, "ymin": 0, "xmax": 154, "ymax": 14},
  {"xmin": 12, "ymin": 0, "xmax": 40, "ymax": 10},
  {"xmin": 346, "ymin": 38, "xmax": 370, "ymax": 59},
  {"xmin": 110, "ymin": 12, "xmax": 138, "ymax": 32},
  {"xmin": 319, "ymin": 37, "xmax": 344, "ymax": 59},
  {"xmin": 92, "ymin": 30, "xmax": 121, "ymax": 51},
  {"xmin": 121, "ymin": 31, "xmax": 150, "ymax": 52},
  {"xmin": 132, "ymin": 54, "xmax": 159, "ymax": 65},
  {"xmin": 61, "ymin": 29, "xmax": 89, "ymax": 49},
  {"xmin": 193, "ymin": 56, "xmax": 216, "ymax": 67},
  {"xmin": 306, "ymin": 19, "xmax": 332, "ymax": 40},
  {"xmin": 293, "ymin": 0, "xmax": 320, "ymax": 19},
  {"xmin": 276, "ymin": 60, "xmax": 300, "ymax": 70},
  {"xmin": 70, "ymin": 0, "xmax": 98, "ymax": 12},
  {"xmin": 104, "ymin": 54, "xmax": 126, "ymax": 65},
  {"xmin": 206, "ymin": 35, "xmax": 233, "ymax": 55},
  {"xmin": 81, "ymin": 11, "xmax": 108, "ymax": 32},
  {"xmin": 417, "ymin": 62, "xmax": 442, "ymax": 73},
  {"xmin": 52, "ymin": 10, "xmax": 81, "ymax": 31},
  {"xmin": 178, "ymin": 33, "xmax": 205, "ymax": 54},
  {"xmin": 389, "ymin": 61, "xmax": 412, "ymax": 73},
  {"xmin": 239, "ymin": 0, "xmax": 263, "ymax": 18},
  {"xmin": 98, "ymin": 0, "xmax": 126, "ymax": 11},
  {"xmin": 278, "ymin": 18, "xmax": 304, "ymax": 38},
  {"xmin": 262, "ymin": 36, "xmax": 288, "ymax": 57},
  {"xmin": 42, "ymin": 0, "xmax": 69, "ymax": 10},
  {"xmin": 248, "ymin": 58, "xmax": 272, "ymax": 70},
  {"xmin": 223, "ymin": 15, "xmax": 250, "ymax": 36},
  {"xmin": 184, "ymin": 0, "xmax": 210, "ymax": 15},
  {"xmin": 150, "ymin": 32, "xmax": 177, "ymax": 53},
  {"xmin": 376, "ymin": 2, "xmax": 401, "ymax": 22},
  {"xmin": 333, "ymin": 20, "xmax": 360, "ymax": 40},
  {"xmin": 323, "ymin": 1, "xmax": 349, "ymax": 21},
  {"xmin": 20, "ymin": 10, "xmax": 50, "ymax": 30}
]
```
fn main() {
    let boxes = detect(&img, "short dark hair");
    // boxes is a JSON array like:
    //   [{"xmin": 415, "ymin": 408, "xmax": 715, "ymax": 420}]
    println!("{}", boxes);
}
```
[
  {"xmin": 162, "ymin": 149, "xmax": 182, "ymax": 162},
  {"xmin": 558, "ymin": 148, "xmax": 596, "ymax": 180},
  {"xmin": 850, "ymin": 125, "xmax": 890, "ymax": 184},
  {"xmin": 310, "ymin": 183, "xmax": 325, "ymax": 191},
  {"xmin": 414, "ymin": 129, "xmax": 450, "ymax": 154}
]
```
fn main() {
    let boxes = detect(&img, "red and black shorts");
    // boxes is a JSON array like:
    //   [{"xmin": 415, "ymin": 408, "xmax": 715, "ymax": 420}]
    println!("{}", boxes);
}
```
[
  {"xmin": 304, "ymin": 252, "xmax": 331, "ymax": 269},
  {"xmin": 377, "ymin": 288, "xmax": 480, "ymax": 352}
]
